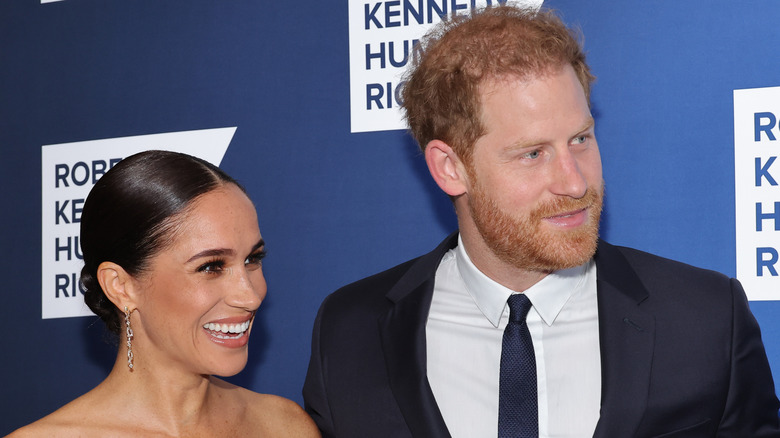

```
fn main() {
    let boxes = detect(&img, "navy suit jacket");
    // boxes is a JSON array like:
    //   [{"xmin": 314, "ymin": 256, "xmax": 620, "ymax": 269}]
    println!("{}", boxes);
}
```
[{"xmin": 303, "ymin": 233, "xmax": 780, "ymax": 437}]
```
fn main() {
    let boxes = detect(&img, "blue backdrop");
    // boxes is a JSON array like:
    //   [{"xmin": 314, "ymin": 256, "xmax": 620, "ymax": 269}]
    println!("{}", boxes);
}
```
[{"xmin": 1, "ymin": 0, "xmax": 778, "ymax": 433}]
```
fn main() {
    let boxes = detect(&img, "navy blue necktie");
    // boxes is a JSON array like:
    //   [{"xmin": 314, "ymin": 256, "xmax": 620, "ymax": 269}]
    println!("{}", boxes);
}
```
[{"xmin": 498, "ymin": 293, "xmax": 538, "ymax": 438}]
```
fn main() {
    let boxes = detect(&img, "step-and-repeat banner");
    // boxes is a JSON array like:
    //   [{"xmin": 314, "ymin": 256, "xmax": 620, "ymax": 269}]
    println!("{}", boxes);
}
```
[{"xmin": 2, "ymin": 0, "xmax": 779, "ymax": 432}]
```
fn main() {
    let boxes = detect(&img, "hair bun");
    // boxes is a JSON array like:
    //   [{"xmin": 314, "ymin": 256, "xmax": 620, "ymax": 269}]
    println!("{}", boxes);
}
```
[{"xmin": 81, "ymin": 267, "xmax": 121, "ymax": 334}]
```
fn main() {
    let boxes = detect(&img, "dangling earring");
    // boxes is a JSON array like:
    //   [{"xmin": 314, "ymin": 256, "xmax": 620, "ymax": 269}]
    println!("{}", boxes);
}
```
[{"xmin": 124, "ymin": 306, "xmax": 134, "ymax": 371}]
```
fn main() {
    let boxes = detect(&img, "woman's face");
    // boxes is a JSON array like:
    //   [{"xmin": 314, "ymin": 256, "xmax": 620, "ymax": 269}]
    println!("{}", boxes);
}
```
[{"xmin": 131, "ymin": 183, "xmax": 266, "ymax": 377}]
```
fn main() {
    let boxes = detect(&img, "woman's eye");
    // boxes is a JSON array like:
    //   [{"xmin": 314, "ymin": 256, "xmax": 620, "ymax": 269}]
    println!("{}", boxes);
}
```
[
  {"xmin": 245, "ymin": 251, "xmax": 266, "ymax": 270},
  {"xmin": 197, "ymin": 260, "xmax": 225, "ymax": 274}
]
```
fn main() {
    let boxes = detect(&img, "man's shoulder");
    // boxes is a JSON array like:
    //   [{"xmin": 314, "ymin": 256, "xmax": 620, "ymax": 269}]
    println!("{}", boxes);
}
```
[
  {"xmin": 330, "ymin": 256, "xmax": 421, "ymax": 302},
  {"xmin": 323, "ymin": 251, "xmax": 435, "ymax": 319},
  {"xmin": 319, "ymin": 232, "xmax": 458, "ymax": 316},
  {"xmin": 599, "ymin": 240, "xmax": 731, "ymax": 282},
  {"xmin": 310, "ymin": 255, "xmax": 426, "ymax": 331},
  {"xmin": 597, "ymin": 240, "xmax": 736, "ymax": 307}
]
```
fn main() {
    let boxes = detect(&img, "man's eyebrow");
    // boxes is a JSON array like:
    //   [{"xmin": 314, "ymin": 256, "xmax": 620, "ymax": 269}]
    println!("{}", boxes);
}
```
[
  {"xmin": 501, "ymin": 116, "xmax": 596, "ymax": 153},
  {"xmin": 577, "ymin": 116, "xmax": 595, "ymax": 133}
]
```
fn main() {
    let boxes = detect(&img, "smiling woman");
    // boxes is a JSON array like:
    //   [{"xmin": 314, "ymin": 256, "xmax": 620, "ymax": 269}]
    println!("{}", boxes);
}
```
[{"xmin": 9, "ymin": 151, "xmax": 320, "ymax": 437}]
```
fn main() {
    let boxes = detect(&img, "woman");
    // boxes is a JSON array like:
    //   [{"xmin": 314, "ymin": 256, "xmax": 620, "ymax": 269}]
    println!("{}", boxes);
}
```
[{"xmin": 10, "ymin": 150, "xmax": 320, "ymax": 437}]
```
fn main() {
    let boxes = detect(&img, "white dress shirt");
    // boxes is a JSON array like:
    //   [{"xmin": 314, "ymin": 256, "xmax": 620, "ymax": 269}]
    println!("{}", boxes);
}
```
[{"xmin": 426, "ymin": 236, "xmax": 601, "ymax": 438}]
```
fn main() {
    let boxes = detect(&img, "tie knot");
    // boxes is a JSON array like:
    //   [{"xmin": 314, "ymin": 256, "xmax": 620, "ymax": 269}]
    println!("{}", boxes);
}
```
[{"xmin": 507, "ymin": 294, "xmax": 532, "ymax": 323}]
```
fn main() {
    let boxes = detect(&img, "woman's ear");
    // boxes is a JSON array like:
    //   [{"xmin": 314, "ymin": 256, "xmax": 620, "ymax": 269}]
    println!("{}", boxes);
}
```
[
  {"xmin": 96, "ymin": 262, "xmax": 139, "ymax": 311},
  {"xmin": 424, "ymin": 139, "xmax": 468, "ymax": 197}
]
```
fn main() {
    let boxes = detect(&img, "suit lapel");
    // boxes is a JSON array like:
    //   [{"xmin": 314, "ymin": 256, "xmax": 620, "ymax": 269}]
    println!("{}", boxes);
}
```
[
  {"xmin": 378, "ymin": 233, "xmax": 457, "ymax": 438},
  {"xmin": 592, "ymin": 241, "xmax": 655, "ymax": 437},
  {"xmin": 375, "ymin": 236, "xmax": 655, "ymax": 437}
]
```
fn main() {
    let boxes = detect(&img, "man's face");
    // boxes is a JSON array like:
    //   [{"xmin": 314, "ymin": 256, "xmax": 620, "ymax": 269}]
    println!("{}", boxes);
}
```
[{"xmin": 463, "ymin": 65, "xmax": 604, "ymax": 273}]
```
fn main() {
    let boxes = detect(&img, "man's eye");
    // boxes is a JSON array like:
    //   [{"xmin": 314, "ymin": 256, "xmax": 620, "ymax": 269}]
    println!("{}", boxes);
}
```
[
  {"xmin": 522, "ymin": 150, "xmax": 541, "ymax": 159},
  {"xmin": 572, "ymin": 135, "xmax": 587, "ymax": 144}
]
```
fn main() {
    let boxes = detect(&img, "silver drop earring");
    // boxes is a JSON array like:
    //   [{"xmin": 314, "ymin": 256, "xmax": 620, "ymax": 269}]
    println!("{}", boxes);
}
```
[{"xmin": 124, "ymin": 306, "xmax": 134, "ymax": 371}]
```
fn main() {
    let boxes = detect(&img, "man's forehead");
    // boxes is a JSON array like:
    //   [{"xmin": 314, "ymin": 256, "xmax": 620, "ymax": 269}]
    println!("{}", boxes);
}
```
[{"xmin": 477, "ymin": 64, "xmax": 573, "ymax": 97}]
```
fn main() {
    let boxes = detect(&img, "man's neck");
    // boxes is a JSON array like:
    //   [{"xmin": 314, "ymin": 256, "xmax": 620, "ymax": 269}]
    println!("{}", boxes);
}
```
[{"xmin": 458, "ymin": 228, "xmax": 551, "ymax": 293}]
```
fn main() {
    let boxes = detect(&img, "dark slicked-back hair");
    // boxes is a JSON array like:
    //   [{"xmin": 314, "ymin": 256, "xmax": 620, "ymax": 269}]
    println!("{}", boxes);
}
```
[
  {"xmin": 402, "ymin": 5, "xmax": 594, "ymax": 164},
  {"xmin": 80, "ymin": 150, "xmax": 245, "ymax": 334}
]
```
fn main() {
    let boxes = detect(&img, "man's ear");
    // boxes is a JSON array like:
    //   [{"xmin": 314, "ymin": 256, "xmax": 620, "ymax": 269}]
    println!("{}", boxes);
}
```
[
  {"xmin": 425, "ymin": 139, "xmax": 468, "ymax": 197},
  {"xmin": 96, "ymin": 262, "xmax": 139, "ymax": 311}
]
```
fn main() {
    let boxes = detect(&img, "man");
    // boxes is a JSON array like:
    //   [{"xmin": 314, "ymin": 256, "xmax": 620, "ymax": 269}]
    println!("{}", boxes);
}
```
[{"xmin": 303, "ymin": 6, "xmax": 780, "ymax": 437}]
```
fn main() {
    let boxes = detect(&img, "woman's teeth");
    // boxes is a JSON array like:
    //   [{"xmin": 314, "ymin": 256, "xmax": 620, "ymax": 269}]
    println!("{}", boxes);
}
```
[{"xmin": 203, "ymin": 321, "xmax": 250, "ymax": 338}]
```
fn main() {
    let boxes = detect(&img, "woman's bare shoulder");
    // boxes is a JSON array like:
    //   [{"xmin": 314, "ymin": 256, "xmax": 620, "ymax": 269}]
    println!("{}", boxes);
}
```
[
  {"xmin": 221, "ymin": 383, "xmax": 320, "ymax": 438},
  {"xmin": 6, "ymin": 383, "xmax": 130, "ymax": 438},
  {"xmin": 6, "ymin": 419, "xmax": 61, "ymax": 438},
  {"xmin": 6, "ymin": 398, "xmax": 103, "ymax": 438}
]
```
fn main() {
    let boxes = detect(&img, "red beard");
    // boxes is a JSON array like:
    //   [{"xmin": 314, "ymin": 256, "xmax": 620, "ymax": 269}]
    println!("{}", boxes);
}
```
[{"xmin": 468, "ymin": 181, "xmax": 604, "ymax": 273}]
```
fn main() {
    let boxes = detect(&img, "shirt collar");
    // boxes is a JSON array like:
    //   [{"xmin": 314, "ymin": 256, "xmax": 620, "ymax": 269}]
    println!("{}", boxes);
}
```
[{"xmin": 455, "ymin": 234, "xmax": 592, "ymax": 328}]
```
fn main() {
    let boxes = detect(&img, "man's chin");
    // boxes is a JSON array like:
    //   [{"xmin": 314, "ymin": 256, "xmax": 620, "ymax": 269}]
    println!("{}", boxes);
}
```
[{"xmin": 508, "ymin": 231, "xmax": 599, "ymax": 273}]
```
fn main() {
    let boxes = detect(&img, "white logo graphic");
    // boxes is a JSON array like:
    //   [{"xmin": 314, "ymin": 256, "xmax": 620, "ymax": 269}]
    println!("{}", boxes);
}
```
[
  {"xmin": 348, "ymin": 0, "xmax": 543, "ymax": 133},
  {"xmin": 41, "ymin": 127, "xmax": 236, "ymax": 319},
  {"xmin": 734, "ymin": 87, "xmax": 780, "ymax": 301}
]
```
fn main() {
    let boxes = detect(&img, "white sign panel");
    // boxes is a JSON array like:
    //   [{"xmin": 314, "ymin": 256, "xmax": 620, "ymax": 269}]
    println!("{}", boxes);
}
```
[
  {"xmin": 348, "ymin": 0, "xmax": 543, "ymax": 133},
  {"xmin": 41, "ymin": 127, "xmax": 236, "ymax": 319},
  {"xmin": 734, "ymin": 87, "xmax": 780, "ymax": 301}
]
